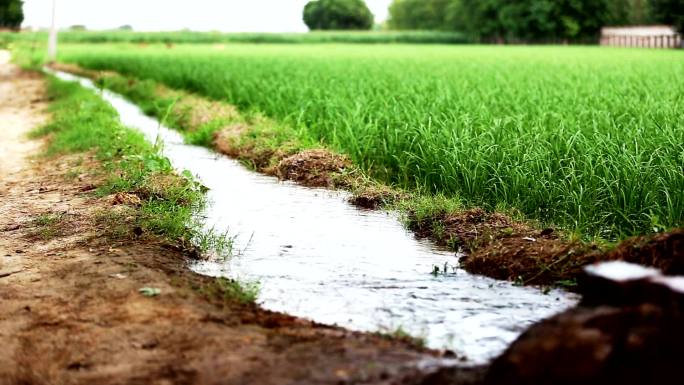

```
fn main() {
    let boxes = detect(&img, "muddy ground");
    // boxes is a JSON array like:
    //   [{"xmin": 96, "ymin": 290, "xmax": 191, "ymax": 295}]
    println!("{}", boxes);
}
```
[{"xmin": 0, "ymin": 53, "xmax": 484, "ymax": 384}]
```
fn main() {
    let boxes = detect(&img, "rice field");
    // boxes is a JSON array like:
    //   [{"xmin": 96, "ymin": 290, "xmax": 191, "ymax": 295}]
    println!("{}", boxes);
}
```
[
  {"xmin": 58, "ymin": 44, "xmax": 684, "ymax": 239},
  {"xmin": 1, "ymin": 30, "xmax": 468, "ymax": 45}
]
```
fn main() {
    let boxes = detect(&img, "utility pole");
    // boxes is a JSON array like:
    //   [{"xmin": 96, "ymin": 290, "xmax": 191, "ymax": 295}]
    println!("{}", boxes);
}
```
[{"xmin": 48, "ymin": 0, "xmax": 58, "ymax": 62}]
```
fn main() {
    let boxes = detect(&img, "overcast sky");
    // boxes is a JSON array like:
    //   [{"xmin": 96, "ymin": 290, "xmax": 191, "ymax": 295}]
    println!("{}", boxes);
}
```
[{"xmin": 23, "ymin": 0, "xmax": 393, "ymax": 32}]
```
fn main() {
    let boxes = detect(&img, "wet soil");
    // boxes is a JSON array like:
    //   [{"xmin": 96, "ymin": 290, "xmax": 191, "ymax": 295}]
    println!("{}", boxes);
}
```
[
  {"xmin": 409, "ymin": 207, "xmax": 682, "ymax": 288},
  {"xmin": 459, "ymin": 229, "xmax": 683, "ymax": 288},
  {"xmin": 1, "ymin": 55, "xmax": 482, "ymax": 385},
  {"xmin": 485, "ymin": 303, "xmax": 684, "ymax": 385},
  {"xmin": 486, "ymin": 262, "xmax": 684, "ymax": 385},
  {"xmin": 409, "ymin": 208, "xmax": 598, "ymax": 286},
  {"xmin": 346, "ymin": 184, "xmax": 406, "ymax": 210},
  {"xmin": 603, "ymin": 229, "xmax": 684, "ymax": 275}
]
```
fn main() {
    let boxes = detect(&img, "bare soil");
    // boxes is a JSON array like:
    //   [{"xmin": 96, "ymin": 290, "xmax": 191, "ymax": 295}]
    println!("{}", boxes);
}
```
[
  {"xmin": 461, "ymin": 236, "xmax": 600, "ymax": 286},
  {"xmin": 485, "ymin": 302, "xmax": 684, "ymax": 385},
  {"xmin": 0, "ymin": 51, "xmax": 43, "ymax": 179},
  {"xmin": 408, "ymin": 208, "xmax": 594, "ymax": 285},
  {"xmin": 1, "ymin": 55, "xmax": 482, "ymax": 385}
]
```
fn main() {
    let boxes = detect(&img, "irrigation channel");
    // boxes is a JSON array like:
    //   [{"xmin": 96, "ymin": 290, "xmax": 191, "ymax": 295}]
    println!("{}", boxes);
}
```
[{"xmin": 51, "ymin": 70, "xmax": 579, "ymax": 364}]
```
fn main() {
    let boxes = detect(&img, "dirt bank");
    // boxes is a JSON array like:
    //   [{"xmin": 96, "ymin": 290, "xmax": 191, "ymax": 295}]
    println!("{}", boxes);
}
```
[
  {"xmin": 0, "ymin": 54, "xmax": 482, "ymax": 384},
  {"xmin": 485, "ymin": 261, "xmax": 684, "ymax": 385}
]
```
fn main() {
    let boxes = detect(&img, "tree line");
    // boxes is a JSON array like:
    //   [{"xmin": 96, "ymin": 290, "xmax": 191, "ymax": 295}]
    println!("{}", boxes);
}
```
[
  {"xmin": 388, "ymin": 0, "xmax": 683, "ymax": 42},
  {"xmin": 304, "ymin": 0, "xmax": 374, "ymax": 31},
  {"xmin": 0, "ymin": 0, "xmax": 23, "ymax": 30},
  {"xmin": 301, "ymin": 0, "xmax": 681, "ymax": 42}
]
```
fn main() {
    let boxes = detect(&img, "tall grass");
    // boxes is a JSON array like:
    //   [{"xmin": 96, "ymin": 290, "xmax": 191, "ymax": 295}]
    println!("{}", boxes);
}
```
[
  {"xmin": 1, "ymin": 30, "xmax": 469, "ymax": 45},
  {"xmin": 59, "ymin": 44, "xmax": 684, "ymax": 239}
]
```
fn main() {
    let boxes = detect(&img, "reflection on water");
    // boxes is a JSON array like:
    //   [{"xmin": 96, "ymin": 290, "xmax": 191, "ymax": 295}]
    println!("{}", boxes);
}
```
[{"xmin": 51, "ymin": 70, "xmax": 579, "ymax": 364}]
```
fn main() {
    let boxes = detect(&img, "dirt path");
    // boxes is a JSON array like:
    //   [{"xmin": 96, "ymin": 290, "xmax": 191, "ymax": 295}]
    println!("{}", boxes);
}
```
[
  {"xmin": 0, "ymin": 52, "xmax": 481, "ymax": 385},
  {"xmin": 0, "ymin": 50, "xmax": 43, "ymax": 179}
]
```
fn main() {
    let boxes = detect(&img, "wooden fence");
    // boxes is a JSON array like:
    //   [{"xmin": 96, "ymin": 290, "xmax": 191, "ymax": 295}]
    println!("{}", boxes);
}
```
[{"xmin": 601, "ymin": 26, "xmax": 681, "ymax": 48}]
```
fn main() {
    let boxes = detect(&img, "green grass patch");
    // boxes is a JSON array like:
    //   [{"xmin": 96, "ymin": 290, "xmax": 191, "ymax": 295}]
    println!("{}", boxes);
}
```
[
  {"xmin": 374, "ymin": 326, "xmax": 427, "ymax": 350},
  {"xmin": 29, "ymin": 212, "xmax": 67, "ymax": 240},
  {"xmin": 198, "ymin": 277, "xmax": 260, "ymax": 305},
  {"xmin": 34, "ymin": 75, "xmax": 240, "ymax": 264}
]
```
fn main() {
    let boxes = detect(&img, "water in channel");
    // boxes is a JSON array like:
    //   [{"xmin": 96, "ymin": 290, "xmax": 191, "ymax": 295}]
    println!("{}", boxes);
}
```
[{"xmin": 51, "ymin": 70, "xmax": 579, "ymax": 364}]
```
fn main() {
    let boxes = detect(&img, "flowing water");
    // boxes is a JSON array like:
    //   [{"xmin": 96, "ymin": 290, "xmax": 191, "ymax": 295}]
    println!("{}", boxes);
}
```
[{"xmin": 51, "ymin": 70, "xmax": 579, "ymax": 364}]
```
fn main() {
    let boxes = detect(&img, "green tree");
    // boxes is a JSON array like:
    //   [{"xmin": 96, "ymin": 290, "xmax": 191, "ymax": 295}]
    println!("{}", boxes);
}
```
[
  {"xmin": 491, "ymin": 0, "xmax": 609, "ymax": 42},
  {"xmin": 458, "ymin": 0, "xmax": 506, "ymax": 41},
  {"xmin": 650, "ymin": 0, "xmax": 684, "ymax": 33},
  {"xmin": 629, "ymin": 0, "xmax": 654, "ymax": 24},
  {"xmin": 303, "ymin": 0, "xmax": 374, "ymax": 30},
  {"xmin": 552, "ymin": 0, "xmax": 609, "ymax": 40},
  {"xmin": 498, "ymin": 0, "xmax": 557, "ymax": 41},
  {"xmin": 388, "ymin": 0, "xmax": 458, "ymax": 30},
  {"xmin": 388, "ymin": 0, "xmax": 682, "ymax": 42},
  {"xmin": 0, "ymin": 0, "xmax": 24, "ymax": 30}
]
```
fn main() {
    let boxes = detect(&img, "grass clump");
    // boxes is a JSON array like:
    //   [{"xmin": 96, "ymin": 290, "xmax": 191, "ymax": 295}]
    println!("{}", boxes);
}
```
[
  {"xmin": 193, "ymin": 227, "xmax": 237, "ymax": 261},
  {"xmin": 33, "ymin": 76, "xmax": 235, "ymax": 261},
  {"xmin": 30, "ymin": 212, "xmax": 68, "ymax": 240},
  {"xmin": 93, "ymin": 207, "xmax": 136, "ymax": 240},
  {"xmin": 199, "ymin": 277, "xmax": 260, "ymax": 305},
  {"xmin": 375, "ymin": 326, "xmax": 427, "ymax": 350}
]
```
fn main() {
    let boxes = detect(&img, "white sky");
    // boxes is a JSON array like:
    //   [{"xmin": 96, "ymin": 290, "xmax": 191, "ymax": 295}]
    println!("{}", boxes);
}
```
[{"xmin": 23, "ymin": 0, "xmax": 393, "ymax": 32}]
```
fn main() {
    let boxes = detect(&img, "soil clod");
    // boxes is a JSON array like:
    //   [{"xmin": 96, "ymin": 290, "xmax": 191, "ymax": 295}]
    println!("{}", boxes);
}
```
[
  {"xmin": 275, "ymin": 149, "xmax": 351, "ymax": 188},
  {"xmin": 486, "ymin": 261, "xmax": 684, "ymax": 385}
]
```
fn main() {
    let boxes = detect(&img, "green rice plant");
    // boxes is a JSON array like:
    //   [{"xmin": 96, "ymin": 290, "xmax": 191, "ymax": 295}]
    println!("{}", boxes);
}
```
[{"xmin": 56, "ymin": 43, "xmax": 684, "ymax": 240}]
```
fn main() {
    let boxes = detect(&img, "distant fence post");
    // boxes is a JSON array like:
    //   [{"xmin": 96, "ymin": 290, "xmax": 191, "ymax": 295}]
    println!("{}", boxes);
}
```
[
  {"xmin": 47, "ymin": 0, "xmax": 58, "ymax": 62},
  {"xmin": 600, "ymin": 25, "xmax": 681, "ymax": 49}
]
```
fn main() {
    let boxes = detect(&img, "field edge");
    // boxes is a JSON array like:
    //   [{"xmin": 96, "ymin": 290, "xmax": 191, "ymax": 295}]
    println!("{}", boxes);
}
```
[{"xmin": 45, "ymin": 62, "xmax": 684, "ymax": 290}]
